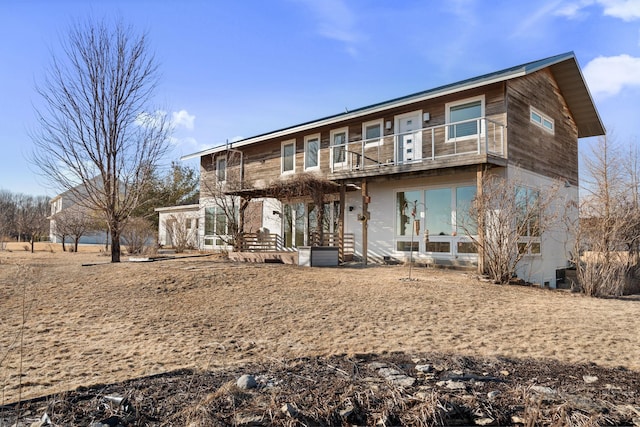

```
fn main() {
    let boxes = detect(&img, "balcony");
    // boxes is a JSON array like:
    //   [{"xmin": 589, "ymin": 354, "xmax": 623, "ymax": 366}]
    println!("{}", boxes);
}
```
[{"xmin": 329, "ymin": 117, "xmax": 505, "ymax": 176}]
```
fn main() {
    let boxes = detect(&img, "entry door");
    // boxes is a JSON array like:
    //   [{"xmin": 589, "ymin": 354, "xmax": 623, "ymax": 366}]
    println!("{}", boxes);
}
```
[{"xmin": 396, "ymin": 112, "xmax": 422, "ymax": 164}]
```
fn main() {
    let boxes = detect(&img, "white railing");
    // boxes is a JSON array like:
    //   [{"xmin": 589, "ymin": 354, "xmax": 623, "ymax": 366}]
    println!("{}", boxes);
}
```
[{"xmin": 330, "ymin": 117, "xmax": 505, "ymax": 173}]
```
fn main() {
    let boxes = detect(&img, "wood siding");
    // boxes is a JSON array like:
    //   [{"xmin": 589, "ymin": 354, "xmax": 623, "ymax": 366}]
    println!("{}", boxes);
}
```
[
  {"xmin": 217, "ymin": 82, "xmax": 508, "ymax": 190},
  {"xmin": 506, "ymin": 69, "xmax": 579, "ymax": 185}
]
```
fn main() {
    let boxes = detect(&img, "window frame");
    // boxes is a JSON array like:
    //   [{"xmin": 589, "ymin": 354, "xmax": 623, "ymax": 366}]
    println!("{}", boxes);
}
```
[
  {"xmin": 530, "ymin": 106, "xmax": 554, "ymax": 134},
  {"xmin": 445, "ymin": 95, "xmax": 485, "ymax": 142},
  {"xmin": 216, "ymin": 156, "xmax": 227, "ymax": 182},
  {"xmin": 281, "ymin": 139, "xmax": 296, "ymax": 175},
  {"xmin": 515, "ymin": 186, "xmax": 542, "ymax": 256},
  {"xmin": 362, "ymin": 119, "xmax": 384, "ymax": 147},
  {"xmin": 330, "ymin": 127, "xmax": 348, "ymax": 167},
  {"xmin": 393, "ymin": 184, "xmax": 478, "ymax": 257},
  {"xmin": 304, "ymin": 133, "xmax": 321, "ymax": 171},
  {"xmin": 204, "ymin": 205, "xmax": 232, "ymax": 247}
]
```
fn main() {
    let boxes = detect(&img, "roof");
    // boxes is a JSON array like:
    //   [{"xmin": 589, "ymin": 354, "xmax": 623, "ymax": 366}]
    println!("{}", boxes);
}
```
[
  {"xmin": 183, "ymin": 52, "xmax": 604, "ymax": 160},
  {"xmin": 154, "ymin": 203, "xmax": 200, "ymax": 213}
]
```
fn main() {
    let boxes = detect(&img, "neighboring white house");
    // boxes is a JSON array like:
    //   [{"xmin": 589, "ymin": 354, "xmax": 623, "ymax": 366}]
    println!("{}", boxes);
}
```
[
  {"xmin": 155, "ymin": 204, "xmax": 200, "ymax": 248},
  {"xmin": 49, "ymin": 185, "xmax": 108, "ymax": 245}
]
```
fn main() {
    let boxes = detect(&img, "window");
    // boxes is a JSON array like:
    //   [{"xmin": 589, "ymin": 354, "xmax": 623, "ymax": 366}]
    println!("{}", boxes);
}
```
[
  {"xmin": 362, "ymin": 119, "xmax": 383, "ymax": 146},
  {"xmin": 455, "ymin": 186, "xmax": 477, "ymax": 235},
  {"xmin": 394, "ymin": 185, "xmax": 480, "ymax": 257},
  {"xmin": 186, "ymin": 218, "xmax": 192, "ymax": 229},
  {"xmin": 281, "ymin": 140, "xmax": 296, "ymax": 174},
  {"xmin": 396, "ymin": 190, "xmax": 422, "ymax": 236},
  {"xmin": 205, "ymin": 206, "xmax": 229, "ymax": 246},
  {"xmin": 425, "ymin": 188, "xmax": 452, "ymax": 236},
  {"xmin": 330, "ymin": 128, "xmax": 347, "ymax": 166},
  {"xmin": 530, "ymin": 107, "xmax": 554, "ymax": 134},
  {"xmin": 516, "ymin": 187, "xmax": 541, "ymax": 255},
  {"xmin": 304, "ymin": 134, "xmax": 320, "ymax": 170},
  {"xmin": 397, "ymin": 241, "xmax": 419, "ymax": 252},
  {"xmin": 216, "ymin": 157, "xmax": 226, "ymax": 181},
  {"xmin": 446, "ymin": 96, "xmax": 484, "ymax": 141}
]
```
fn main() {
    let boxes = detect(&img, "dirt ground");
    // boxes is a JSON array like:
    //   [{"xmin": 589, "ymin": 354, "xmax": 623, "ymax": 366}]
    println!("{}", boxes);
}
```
[{"xmin": 0, "ymin": 243, "xmax": 639, "ymax": 425}]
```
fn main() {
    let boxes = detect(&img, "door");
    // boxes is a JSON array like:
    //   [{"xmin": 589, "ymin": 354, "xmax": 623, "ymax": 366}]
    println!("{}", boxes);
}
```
[{"xmin": 396, "ymin": 112, "xmax": 422, "ymax": 164}]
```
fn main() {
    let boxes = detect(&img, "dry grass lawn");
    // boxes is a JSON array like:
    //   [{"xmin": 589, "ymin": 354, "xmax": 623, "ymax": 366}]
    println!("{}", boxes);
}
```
[{"xmin": 1, "ymin": 242, "xmax": 639, "ymax": 405}]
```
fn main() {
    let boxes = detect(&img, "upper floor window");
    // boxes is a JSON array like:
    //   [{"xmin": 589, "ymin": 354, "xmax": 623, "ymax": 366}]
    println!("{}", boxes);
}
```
[
  {"xmin": 362, "ymin": 119, "xmax": 383, "ymax": 146},
  {"xmin": 216, "ymin": 157, "xmax": 226, "ymax": 181},
  {"xmin": 446, "ymin": 96, "xmax": 484, "ymax": 141},
  {"xmin": 281, "ymin": 139, "xmax": 296, "ymax": 174},
  {"xmin": 304, "ymin": 134, "xmax": 320, "ymax": 170},
  {"xmin": 330, "ymin": 127, "xmax": 348, "ymax": 166},
  {"xmin": 530, "ymin": 107, "xmax": 554, "ymax": 134}
]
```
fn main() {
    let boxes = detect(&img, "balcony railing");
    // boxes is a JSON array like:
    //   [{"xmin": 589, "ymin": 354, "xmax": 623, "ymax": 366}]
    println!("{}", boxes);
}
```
[{"xmin": 330, "ymin": 117, "xmax": 505, "ymax": 173}]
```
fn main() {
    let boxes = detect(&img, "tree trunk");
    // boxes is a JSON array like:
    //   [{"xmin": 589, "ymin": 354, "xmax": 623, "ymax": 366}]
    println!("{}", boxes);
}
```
[
  {"xmin": 62, "ymin": 237, "xmax": 67, "ymax": 252},
  {"xmin": 74, "ymin": 237, "xmax": 79, "ymax": 253},
  {"xmin": 110, "ymin": 228, "xmax": 121, "ymax": 262}
]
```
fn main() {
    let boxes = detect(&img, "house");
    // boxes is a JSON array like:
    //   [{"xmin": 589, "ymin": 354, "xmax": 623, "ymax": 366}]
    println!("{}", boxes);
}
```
[
  {"xmin": 155, "ymin": 204, "xmax": 200, "ymax": 248},
  {"xmin": 182, "ymin": 52, "xmax": 604, "ymax": 287},
  {"xmin": 49, "ymin": 184, "xmax": 108, "ymax": 246}
]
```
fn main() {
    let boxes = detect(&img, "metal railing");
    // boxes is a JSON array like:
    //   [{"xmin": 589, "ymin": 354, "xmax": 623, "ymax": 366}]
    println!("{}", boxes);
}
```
[{"xmin": 330, "ymin": 117, "xmax": 505, "ymax": 173}]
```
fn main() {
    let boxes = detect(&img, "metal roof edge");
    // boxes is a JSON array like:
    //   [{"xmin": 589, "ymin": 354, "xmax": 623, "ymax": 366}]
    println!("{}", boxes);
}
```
[
  {"xmin": 183, "ymin": 52, "xmax": 591, "ymax": 158},
  {"xmin": 154, "ymin": 203, "xmax": 201, "ymax": 212}
]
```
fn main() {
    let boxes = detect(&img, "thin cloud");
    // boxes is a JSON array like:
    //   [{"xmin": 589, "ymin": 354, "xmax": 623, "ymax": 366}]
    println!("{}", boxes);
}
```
[
  {"xmin": 172, "ymin": 110, "xmax": 195, "ymax": 130},
  {"xmin": 294, "ymin": 0, "xmax": 363, "ymax": 55},
  {"xmin": 555, "ymin": 0, "xmax": 596, "ymax": 18},
  {"xmin": 600, "ymin": 0, "xmax": 640, "ymax": 20},
  {"xmin": 583, "ymin": 54, "xmax": 640, "ymax": 97},
  {"xmin": 135, "ymin": 110, "xmax": 168, "ymax": 129},
  {"xmin": 511, "ymin": 0, "xmax": 564, "ymax": 37},
  {"xmin": 556, "ymin": 0, "xmax": 640, "ymax": 20}
]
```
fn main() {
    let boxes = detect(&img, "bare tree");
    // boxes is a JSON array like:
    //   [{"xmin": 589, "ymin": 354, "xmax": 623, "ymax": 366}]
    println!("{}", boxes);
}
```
[
  {"xmin": 15, "ymin": 195, "xmax": 50, "ymax": 253},
  {"xmin": 31, "ymin": 17, "xmax": 170, "ymax": 262},
  {"xmin": 576, "ymin": 134, "xmax": 640, "ymax": 296},
  {"xmin": 461, "ymin": 173, "xmax": 560, "ymax": 284},
  {"xmin": 0, "ymin": 190, "xmax": 16, "ymax": 250},
  {"xmin": 121, "ymin": 217, "xmax": 156, "ymax": 255},
  {"xmin": 52, "ymin": 205, "xmax": 97, "ymax": 252},
  {"xmin": 200, "ymin": 150, "xmax": 250, "ymax": 251}
]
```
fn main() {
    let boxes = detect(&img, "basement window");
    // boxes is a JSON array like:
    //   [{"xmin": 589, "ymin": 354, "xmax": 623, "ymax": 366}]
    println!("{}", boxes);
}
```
[{"xmin": 530, "ymin": 107, "xmax": 554, "ymax": 134}]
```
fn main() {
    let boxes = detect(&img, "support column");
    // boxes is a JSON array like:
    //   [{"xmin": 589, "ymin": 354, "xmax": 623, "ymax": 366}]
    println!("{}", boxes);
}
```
[
  {"xmin": 238, "ymin": 196, "xmax": 250, "ymax": 252},
  {"xmin": 362, "ymin": 179, "xmax": 369, "ymax": 265},
  {"xmin": 476, "ymin": 165, "xmax": 485, "ymax": 275},
  {"xmin": 339, "ymin": 182, "xmax": 345, "ymax": 263}
]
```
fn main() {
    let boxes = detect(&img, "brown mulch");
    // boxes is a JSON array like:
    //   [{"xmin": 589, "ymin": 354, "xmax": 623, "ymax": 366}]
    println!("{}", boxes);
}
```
[{"xmin": 1, "ymin": 351, "xmax": 638, "ymax": 426}]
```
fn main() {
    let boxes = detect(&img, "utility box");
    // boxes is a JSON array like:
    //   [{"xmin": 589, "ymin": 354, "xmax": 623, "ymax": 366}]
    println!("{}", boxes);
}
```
[{"xmin": 298, "ymin": 246, "xmax": 339, "ymax": 267}]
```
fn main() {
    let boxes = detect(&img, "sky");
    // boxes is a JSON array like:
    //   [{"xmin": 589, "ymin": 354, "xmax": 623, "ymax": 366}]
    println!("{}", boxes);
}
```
[{"xmin": 1, "ymin": 0, "xmax": 640, "ymax": 197}]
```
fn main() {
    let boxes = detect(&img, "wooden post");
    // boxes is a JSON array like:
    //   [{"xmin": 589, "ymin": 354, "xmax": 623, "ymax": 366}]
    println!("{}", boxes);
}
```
[
  {"xmin": 238, "ymin": 197, "xmax": 249, "ymax": 252},
  {"xmin": 476, "ymin": 165, "xmax": 484, "ymax": 275},
  {"xmin": 339, "ymin": 182, "xmax": 345, "ymax": 263},
  {"xmin": 362, "ymin": 179, "xmax": 368, "ymax": 265}
]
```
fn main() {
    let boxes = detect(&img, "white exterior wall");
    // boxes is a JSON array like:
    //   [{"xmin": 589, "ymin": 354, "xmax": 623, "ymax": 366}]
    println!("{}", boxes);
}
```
[
  {"xmin": 260, "ymin": 198, "xmax": 282, "ymax": 235},
  {"xmin": 344, "ymin": 172, "xmax": 478, "ymax": 264},
  {"xmin": 157, "ymin": 205, "xmax": 200, "ymax": 247},
  {"xmin": 506, "ymin": 166, "xmax": 576, "ymax": 288},
  {"xmin": 343, "ymin": 166, "xmax": 575, "ymax": 288}
]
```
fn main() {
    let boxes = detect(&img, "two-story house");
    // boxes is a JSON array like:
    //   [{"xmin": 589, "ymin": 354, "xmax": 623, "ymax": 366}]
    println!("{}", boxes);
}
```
[{"xmin": 182, "ymin": 52, "xmax": 604, "ymax": 286}]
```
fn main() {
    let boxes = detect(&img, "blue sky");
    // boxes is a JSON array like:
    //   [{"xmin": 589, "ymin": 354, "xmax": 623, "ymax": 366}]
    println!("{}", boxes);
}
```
[{"xmin": 1, "ymin": 0, "xmax": 640, "ymax": 196}]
